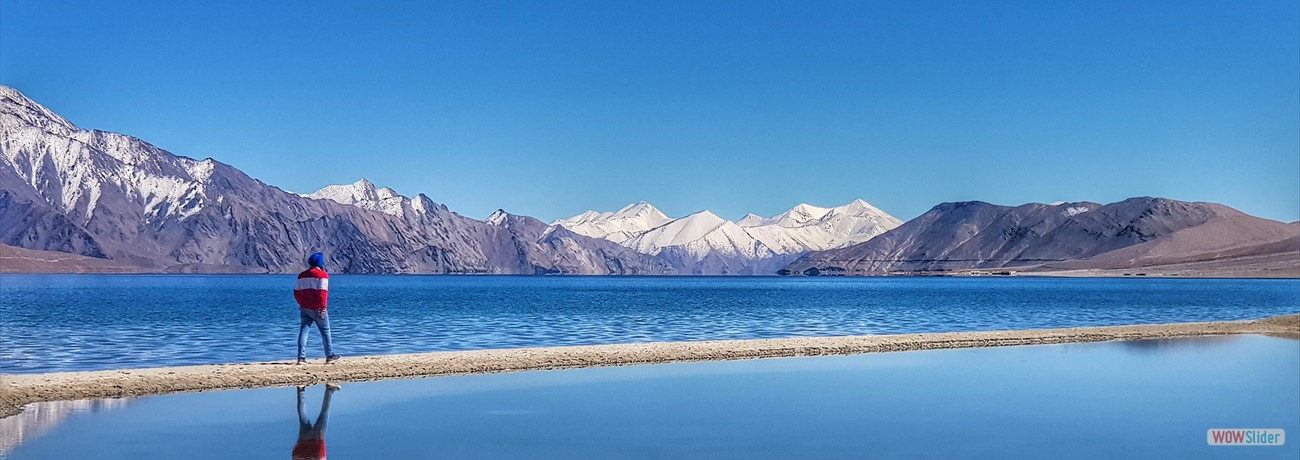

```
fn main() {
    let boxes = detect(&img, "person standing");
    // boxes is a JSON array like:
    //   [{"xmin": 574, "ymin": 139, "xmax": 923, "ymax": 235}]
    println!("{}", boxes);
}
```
[{"xmin": 295, "ymin": 252, "xmax": 340, "ymax": 364}]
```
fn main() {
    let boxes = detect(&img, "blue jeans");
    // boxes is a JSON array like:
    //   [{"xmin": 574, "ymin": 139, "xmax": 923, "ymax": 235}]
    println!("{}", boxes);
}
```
[{"xmin": 298, "ymin": 308, "xmax": 335, "ymax": 359}]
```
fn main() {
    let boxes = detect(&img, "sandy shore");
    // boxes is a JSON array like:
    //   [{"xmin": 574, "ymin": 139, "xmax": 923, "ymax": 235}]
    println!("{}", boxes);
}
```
[{"xmin": 3, "ymin": 314, "xmax": 1298, "ymax": 419}]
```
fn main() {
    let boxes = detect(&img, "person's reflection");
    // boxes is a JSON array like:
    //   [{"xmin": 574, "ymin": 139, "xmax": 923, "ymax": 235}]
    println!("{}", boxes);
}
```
[{"xmin": 293, "ymin": 383, "xmax": 339, "ymax": 460}]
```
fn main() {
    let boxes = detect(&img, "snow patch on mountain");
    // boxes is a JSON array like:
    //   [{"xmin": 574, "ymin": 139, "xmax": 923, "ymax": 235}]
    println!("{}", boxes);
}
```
[
  {"xmin": 1064, "ymin": 206, "xmax": 1093, "ymax": 217},
  {"xmin": 486, "ymin": 209, "xmax": 509, "ymax": 226}
]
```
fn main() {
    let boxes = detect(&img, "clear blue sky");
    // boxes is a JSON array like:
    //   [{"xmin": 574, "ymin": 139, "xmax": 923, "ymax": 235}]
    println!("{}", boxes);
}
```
[{"xmin": 3, "ymin": 0, "xmax": 1297, "ymax": 222}]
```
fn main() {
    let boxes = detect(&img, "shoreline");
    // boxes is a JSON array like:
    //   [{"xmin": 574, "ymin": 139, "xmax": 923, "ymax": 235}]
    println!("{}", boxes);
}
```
[
  {"xmin": 3, "ymin": 314, "xmax": 1298, "ymax": 419},
  {"xmin": 3, "ymin": 270, "xmax": 1297, "ymax": 279}
]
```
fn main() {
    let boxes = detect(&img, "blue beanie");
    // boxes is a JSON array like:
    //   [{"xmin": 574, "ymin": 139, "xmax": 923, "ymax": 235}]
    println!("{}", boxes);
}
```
[{"xmin": 307, "ymin": 253, "xmax": 325, "ymax": 269}]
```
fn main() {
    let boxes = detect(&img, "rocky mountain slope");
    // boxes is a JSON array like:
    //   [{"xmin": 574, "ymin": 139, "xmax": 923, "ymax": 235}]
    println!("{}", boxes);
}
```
[
  {"xmin": 0, "ymin": 86, "xmax": 672, "ymax": 274},
  {"xmin": 785, "ymin": 198, "xmax": 1299, "ymax": 275}
]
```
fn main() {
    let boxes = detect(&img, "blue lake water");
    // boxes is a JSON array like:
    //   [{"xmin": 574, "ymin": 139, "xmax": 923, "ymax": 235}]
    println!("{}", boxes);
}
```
[
  {"xmin": 2, "ymin": 335, "xmax": 1297, "ymax": 459},
  {"xmin": 1, "ymin": 275, "xmax": 1297, "ymax": 373}
]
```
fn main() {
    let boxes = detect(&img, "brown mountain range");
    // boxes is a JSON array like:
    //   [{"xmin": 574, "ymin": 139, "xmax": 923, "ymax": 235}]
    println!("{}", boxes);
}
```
[{"xmin": 784, "ymin": 198, "xmax": 1298, "ymax": 278}]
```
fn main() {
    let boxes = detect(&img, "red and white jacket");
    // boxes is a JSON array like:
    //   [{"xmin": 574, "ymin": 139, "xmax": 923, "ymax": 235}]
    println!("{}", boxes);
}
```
[{"xmin": 294, "ymin": 267, "xmax": 329, "ymax": 310}]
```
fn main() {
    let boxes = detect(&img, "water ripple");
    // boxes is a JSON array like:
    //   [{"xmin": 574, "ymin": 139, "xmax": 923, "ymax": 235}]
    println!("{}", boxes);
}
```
[{"xmin": 1, "ymin": 275, "xmax": 1297, "ymax": 373}]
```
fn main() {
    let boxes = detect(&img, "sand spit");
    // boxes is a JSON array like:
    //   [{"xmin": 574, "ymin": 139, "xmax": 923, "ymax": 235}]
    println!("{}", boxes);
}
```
[{"xmin": 3, "ymin": 315, "xmax": 1298, "ymax": 419}]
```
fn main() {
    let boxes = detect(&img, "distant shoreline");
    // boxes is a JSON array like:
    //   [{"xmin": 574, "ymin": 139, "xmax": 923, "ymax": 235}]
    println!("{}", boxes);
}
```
[
  {"xmin": 6, "ymin": 242, "xmax": 1297, "ymax": 278},
  {"xmin": 3, "ymin": 269, "xmax": 1298, "ymax": 279},
  {"xmin": 3, "ymin": 314, "xmax": 1297, "ymax": 419}
]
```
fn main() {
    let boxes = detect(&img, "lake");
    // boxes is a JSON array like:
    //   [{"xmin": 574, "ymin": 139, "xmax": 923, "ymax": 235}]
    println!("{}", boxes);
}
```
[
  {"xmin": 1, "ymin": 275, "xmax": 1297, "ymax": 373},
  {"xmin": 2, "ymin": 335, "xmax": 1296, "ymax": 459}
]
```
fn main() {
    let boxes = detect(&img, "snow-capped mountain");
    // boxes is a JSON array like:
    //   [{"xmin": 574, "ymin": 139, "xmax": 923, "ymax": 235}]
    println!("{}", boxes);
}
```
[
  {"xmin": 625, "ymin": 211, "xmax": 776, "ymax": 259},
  {"xmin": 554, "ymin": 199, "xmax": 902, "ymax": 274},
  {"xmin": 0, "ymin": 85, "xmax": 248, "ymax": 265},
  {"xmin": 551, "ymin": 202, "xmax": 671, "ymax": 243},
  {"xmin": 485, "ymin": 209, "xmax": 511, "ymax": 226},
  {"xmin": 302, "ymin": 180, "xmax": 678, "ymax": 274},
  {"xmin": 304, "ymin": 179, "xmax": 407, "ymax": 217},
  {"xmin": 739, "ymin": 199, "xmax": 903, "ymax": 253},
  {"xmin": 0, "ymin": 85, "xmax": 672, "ymax": 274},
  {"xmin": 739, "ymin": 203, "xmax": 829, "ymax": 228}
]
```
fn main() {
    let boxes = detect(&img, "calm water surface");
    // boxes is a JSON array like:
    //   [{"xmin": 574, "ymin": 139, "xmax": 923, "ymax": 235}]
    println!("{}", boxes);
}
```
[
  {"xmin": 3, "ymin": 335, "xmax": 1297, "ymax": 459},
  {"xmin": 1, "ymin": 275, "xmax": 1297, "ymax": 372}
]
